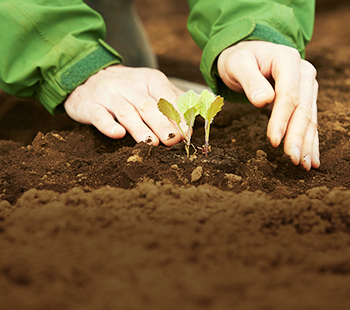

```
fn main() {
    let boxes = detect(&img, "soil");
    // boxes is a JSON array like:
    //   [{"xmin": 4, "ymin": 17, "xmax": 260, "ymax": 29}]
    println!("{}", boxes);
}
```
[{"xmin": 1, "ymin": 1, "xmax": 350, "ymax": 309}]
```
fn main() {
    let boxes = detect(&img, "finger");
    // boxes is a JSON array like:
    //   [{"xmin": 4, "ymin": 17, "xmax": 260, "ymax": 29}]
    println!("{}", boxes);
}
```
[
  {"xmin": 219, "ymin": 47, "xmax": 275, "ymax": 107},
  {"xmin": 312, "ymin": 130, "xmax": 320, "ymax": 169},
  {"xmin": 86, "ymin": 103, "xmax": 126, "ymax": 139},
  {"xmin": 108, "ymin": 95, "xmax": 160, "ymax": 145},
  {"xmin": 311, "ymin": 81, "xmax": 320, "ymax": 169},
  {"xmin": 64, "ymin": 96, "xmax": 127, "ymax": 139},
  {"xmin": 282, "ymin": 61, "xmax": 317, "ymax": 166},
  {"xmin": 88, "ymin": 78, "xmax": 160, "ymax": 144},
  {"xmin": 123, "ymin": 90, "xmax": 183, "ymax": 146},
  {"xmin": 121, "ymin": 71, "xmax": 190, "ymax": 146},
  {"xmin": 267, "ymin": 49, "xmax": 301, "ymax": 148},
  {"xmin": 300, "ymin": 81, "xmax": 319, "ymax": 171}
]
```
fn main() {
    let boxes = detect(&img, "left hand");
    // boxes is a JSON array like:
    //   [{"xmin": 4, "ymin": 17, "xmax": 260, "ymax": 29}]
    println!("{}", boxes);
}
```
[{"xmin": 64, "ymin": 65, "xmax": 186, "ymax": 146}]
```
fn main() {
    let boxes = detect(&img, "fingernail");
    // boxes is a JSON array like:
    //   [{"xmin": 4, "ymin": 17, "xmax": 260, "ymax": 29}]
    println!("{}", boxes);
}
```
[
  {"xmin": 144, "ymin": 135, "xmax": 153, "ymax": 144},
  {"xmin": 291, "ymin": 147, "xmax": 301, "ymax": 165},
  {"xmin": 136, "ymin": 131, "xmax": 153, "ymax": 143},
  {"xmin": 252, "ymin": 89, "xmax": 271, "ymax": 103},
  {"xmin": 163, "ymin": 129, "xmax": 177, "ymax": 141},
  {"xmin": 167, "ymin": 133, "xmax": 176, "ymax": 140},
  {"xmin": 301, "ymin": 153, "xmax": 311, "ymax": 171}
]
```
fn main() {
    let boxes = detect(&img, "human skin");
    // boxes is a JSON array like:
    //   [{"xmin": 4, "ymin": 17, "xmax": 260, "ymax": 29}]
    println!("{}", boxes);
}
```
[
  {"xmin": 64, "ymin": 41, "xmax": 319, "ymax": 171},
  {"xmin": 64, "ymin": 65, "xmax": 186, "ymax": 146},
  {"xmin": 217, "ymin": 41, "xmax": 319, "ymax": 171}
]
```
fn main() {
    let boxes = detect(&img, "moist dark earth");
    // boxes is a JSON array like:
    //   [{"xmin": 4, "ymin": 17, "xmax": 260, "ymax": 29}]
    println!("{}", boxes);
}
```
[{"xmin": 2, "ymin": 1, "xmax": 350, "ymax": 309}]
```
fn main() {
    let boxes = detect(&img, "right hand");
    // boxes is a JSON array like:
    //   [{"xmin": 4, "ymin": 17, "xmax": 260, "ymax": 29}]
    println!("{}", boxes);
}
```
[{"xmin": 217, "ymin": 41, "xmax": 319, "ymax": 171}]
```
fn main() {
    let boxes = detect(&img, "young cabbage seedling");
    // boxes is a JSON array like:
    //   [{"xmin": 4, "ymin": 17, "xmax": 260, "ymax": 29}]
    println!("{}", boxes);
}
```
[
  {"xmin": 157, "ymin": 90, "xmax": 201, "ymax": 157},
  {"xmin": 199, "ymin": 89, "xmax": 224, "ymax": 156},
  {"xmin": 158, "ymin": 89, "xmax": 224, "ymax": 157},
  {"xmin": 177, "ymin": 89, "xmax": 201, "ymax": 140}
]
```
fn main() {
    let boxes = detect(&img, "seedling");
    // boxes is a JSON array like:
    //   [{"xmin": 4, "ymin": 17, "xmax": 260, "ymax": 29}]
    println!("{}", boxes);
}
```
[
  {"xmin": 157, "ymin": 89, "xmax": 224, "ymax": 157},
  {"xmin": 158, "ymin": 90, "xmax": 201, "ymax": 157},
  {"xmin": 199, "ymin": 90, "xmax": 224, "ymax": 156}
]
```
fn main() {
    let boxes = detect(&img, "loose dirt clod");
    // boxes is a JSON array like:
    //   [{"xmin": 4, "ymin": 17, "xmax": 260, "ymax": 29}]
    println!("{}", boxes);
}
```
[
  {"xmin": 191, "ymin": 166, "xmax": 203, "ymax": 182},
  {"xmin": 127, "ymin": 154, "xmax": 143, "ymax": 163},
  {"xmin": 225, "ymin": 173, "xmax": 242, "ymax": 182}
]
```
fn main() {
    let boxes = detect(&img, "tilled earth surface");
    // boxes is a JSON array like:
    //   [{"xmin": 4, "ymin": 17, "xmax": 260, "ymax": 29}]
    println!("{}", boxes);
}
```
[{"xmin": 1, "ymin": 1, "xmax": 350, "ymax": 309}]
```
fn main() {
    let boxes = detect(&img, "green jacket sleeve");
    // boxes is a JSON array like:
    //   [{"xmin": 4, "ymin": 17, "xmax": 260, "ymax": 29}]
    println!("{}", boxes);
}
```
[
  {"xmin": 187, "ymin": 0, "xmax": 315, "ymax": 102},
  {"xmin": 0, "ymin": 0, "xmax": 123, "ymax": 114}
]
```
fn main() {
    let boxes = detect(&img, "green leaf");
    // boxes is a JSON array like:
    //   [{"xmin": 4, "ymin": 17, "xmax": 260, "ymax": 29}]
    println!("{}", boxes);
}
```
[
  {"xmin": 157, "ymin": 98, "xmax": 181, "ymax": 125},
  {"xmin": 184, "ymin": 106, "xmax": 198, "ymax": 128},
  {"xmin": 177, "ymin": 89, "xmax": 201, "ymax": 114},
  {"xmin": 200, "ymin": 89, "xmax": 216, "ymax": 119},
  {"xmin": 206, "ymin": 96, "xmax": 224, "ymax": 123}
]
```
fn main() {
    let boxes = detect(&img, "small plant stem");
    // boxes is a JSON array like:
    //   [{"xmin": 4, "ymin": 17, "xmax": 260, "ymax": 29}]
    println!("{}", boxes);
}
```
[
  {"xmin": 186, "ymin": 127, "xmax": 193, "ymax": 157},
  {"xmin": 176, "ymin": 125, "xmax": 191, "ymax": 158},
  {"xmin": 177, "ymin": 125, "xmax": 190, "ymax": 144},
  {"xmin": 178, "ymin": 127, "xmax": 190, "ymax": 158},
  {"xmin": 186, "ymin": 126, "xmax": 192, "ymax": 144},
  {"xmin": 185, "ymin": 143, "xmax": 190, "ymax": 158},
  {"xmin": 205, "ymin": 119, "xmax": 210, "ymax": 157},
  {"xmin": 177, "ymin": 126, "xmax": 187, "ymax": 142}
]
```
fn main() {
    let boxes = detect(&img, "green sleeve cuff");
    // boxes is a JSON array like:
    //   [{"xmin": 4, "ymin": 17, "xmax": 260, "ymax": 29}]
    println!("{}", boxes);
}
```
[
  {"xmin": 201, "ymin": 18, "xmax": 303, "ymax": 104},
  {"xmin": 38, "ymin": 39, "xmax": 123, "ymax": 114},
  {"xmin": 244, "ymin": 23, "xmax": 299, "ymax": 55},
  {"xmin": 200, "ymin": 16, "xmax": 255, "ymax": 102}
]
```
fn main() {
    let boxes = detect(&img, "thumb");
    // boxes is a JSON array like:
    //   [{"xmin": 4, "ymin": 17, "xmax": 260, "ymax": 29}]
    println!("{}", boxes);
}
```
[
  {"xmin": 219, "ymin": 49, "xmax": 275, "ymax": 108},
  {"xmin": 249, "ymin": 83, "xmax": 275, "ymax": 108}
]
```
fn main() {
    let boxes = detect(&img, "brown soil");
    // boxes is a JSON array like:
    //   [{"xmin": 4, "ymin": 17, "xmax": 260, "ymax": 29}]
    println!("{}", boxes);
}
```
[{"xmin": 2, "ymin": 1, "xmax": 350, "ymax": 309}]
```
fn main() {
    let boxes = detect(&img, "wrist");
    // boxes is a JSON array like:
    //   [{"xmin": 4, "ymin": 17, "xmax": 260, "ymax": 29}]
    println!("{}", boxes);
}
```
[{"xmin": 38, "ymin": 40, "xmax": 123, "ymax": 115}]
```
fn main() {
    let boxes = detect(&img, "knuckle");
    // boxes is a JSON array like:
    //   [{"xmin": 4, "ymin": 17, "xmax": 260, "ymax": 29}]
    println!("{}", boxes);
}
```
[
  {"xmin": 229, "ymin": 48, "xmax": 247, "ymax": 64},
  {"xmin": 298, "ymin": 104, "xmax": 313, "ymax": 120},
  {"xmin": 118, "ymin": 102, "xmax": 136, "ymax": 117},
  {"xmin": 139, "ymin": 100, "xmax": 156, "ymax": 113},
  {"xmin": 284, "ymin": 136, "xmax": 303, "ymax": 154},
  {"xmin": 278, "ymin": 45, "xmax": 301, "ymax": 62},
  {"xmin": 308, "ymin": 119, "xmax": 318, "ymax": 132},
  {"xmin": 301, "ymin": 61, "xmax": 317, "ymax": 79},
  {"xmin": 92, "ymin": 109, "xmax": 107, "ymax": 126},
  {"xmin": 95, "ymin": 80, "xmax": 118, "ymax": 96},
  {"xmin": 145, "ymin": 68, "xmax": 173, "ymax": 88},
  {"xmin": 282, "ymin": 90, "xmax": 299, "ymax": 110},
  {"xmin": 148, "ymin": 68, "xmax": 167, "ymax": 80},
  {"xmin": 246, "ymin": 77, "xmax": 265, "ymax": 92},
  {"xmin": 288, "ymin": 47, "xmax": 302, "ymax": 61}
]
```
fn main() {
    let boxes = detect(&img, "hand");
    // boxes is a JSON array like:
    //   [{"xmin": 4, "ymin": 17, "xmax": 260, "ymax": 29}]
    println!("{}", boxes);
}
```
[
  {"xmin": 218, "ymin": 41, "xmax": 319, "ymax": 171},
  {"xmin": 64, "ymin": 65, "xmax": 185, "ymax": 146}
]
